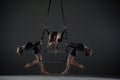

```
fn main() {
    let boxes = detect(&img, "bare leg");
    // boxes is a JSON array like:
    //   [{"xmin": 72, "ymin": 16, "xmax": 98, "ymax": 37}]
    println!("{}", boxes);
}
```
[
  {"xmin": 35, "ymin": 54, "xmax": 49, "ymax": 74},
  {"xmin": 24, "ymin": 59, "xmax": 38, "ymax": 68},
  {"xmin": 71, "ymin": 60, "xmax": 85, "ymax": 69},
  {"xmin": 24, "ymin": 53, "xmax": 49, "ymax": 74},
  {"xmin": 61, "ymin": 54, "xmax": 74, "ymax": 75},
  {"xmin": 47, "ymin": 34, "xmax": 52, "ymax": 48}
]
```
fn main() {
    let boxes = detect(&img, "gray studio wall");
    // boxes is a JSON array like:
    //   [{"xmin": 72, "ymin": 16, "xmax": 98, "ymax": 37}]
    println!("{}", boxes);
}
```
[{"xmin": 0, "ymin": 0, "xmax": 120, "ymax": 76}]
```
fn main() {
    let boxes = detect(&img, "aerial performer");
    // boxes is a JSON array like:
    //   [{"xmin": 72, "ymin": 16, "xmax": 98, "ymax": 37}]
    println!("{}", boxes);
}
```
[
  {"xmin": 40, "ymin": 26, "xmax": 68, "ymax": 54},
  {"xmin": 61, "ymin": 42, "xmax": 92, "ymax": 75},
  {"xmin": 17, "ymin": 41, "xmax": 49, "ymax": 74}
]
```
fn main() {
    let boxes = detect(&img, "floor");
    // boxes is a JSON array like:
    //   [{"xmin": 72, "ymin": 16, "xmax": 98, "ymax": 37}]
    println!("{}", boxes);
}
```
[{"xmin": 0, "ymin": 75, "xmax": 119, "ymax": 80}]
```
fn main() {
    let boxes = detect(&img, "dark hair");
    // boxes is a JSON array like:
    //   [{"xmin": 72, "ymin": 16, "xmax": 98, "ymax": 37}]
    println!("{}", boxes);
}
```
[
  {"xmin": 84, "ymin": 48, "xmax": 92, "ymax": 56},
  {"xmin": 58, "ymin": 38, "xmax": 62, "ymax": 42}
]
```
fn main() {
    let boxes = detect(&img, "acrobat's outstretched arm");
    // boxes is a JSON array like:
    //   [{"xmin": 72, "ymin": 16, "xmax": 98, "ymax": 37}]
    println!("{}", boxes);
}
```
[
  {"xmin": 61, "ymin": 27, "xmax": 68, "ymax": 41},
  {"xmin": 41, "ymin": 25, "xmax": 50, "ymax": 41}
]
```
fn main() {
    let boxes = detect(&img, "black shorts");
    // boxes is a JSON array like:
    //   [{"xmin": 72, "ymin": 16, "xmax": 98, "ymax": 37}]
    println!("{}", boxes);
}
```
[
  {"xmin": 33, "ymin": 47, "xmax": 40, "ymax": 54},
  {"xmin": 70, "ymin": 49, "xmax": 77, "ymax": 56}
]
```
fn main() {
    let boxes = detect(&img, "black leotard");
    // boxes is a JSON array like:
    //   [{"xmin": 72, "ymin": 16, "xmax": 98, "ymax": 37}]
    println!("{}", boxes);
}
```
[
  {"xmin": 69, "ymin": 43, "xmax": 85, "ymax": 56},
  {"xmin": 24, "ymin": 41, "xmax": 40, "ymax": 54}
]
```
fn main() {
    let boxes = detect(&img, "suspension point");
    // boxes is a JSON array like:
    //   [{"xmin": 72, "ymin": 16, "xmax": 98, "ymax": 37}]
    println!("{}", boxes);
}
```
[
  {"xmin": 44, "ymin": 24, "xmax": 47, "ymax": 29},
  {"xmin": 63, "ymin": 26, "xmax": 66, "ymax": 29}
]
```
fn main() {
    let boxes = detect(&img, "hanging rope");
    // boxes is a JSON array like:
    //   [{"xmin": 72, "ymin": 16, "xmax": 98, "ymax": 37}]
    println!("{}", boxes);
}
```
[
  {"xmin": 60, "ymin": 0, "xmax": 65, "ymax": 26},
  {"xmin": 46, "ymin": 0, "xmax": 66, "ymax": 26},
  {"xmin": 47, "ymin": 0, "xmax": 52, "ymax": 16}
]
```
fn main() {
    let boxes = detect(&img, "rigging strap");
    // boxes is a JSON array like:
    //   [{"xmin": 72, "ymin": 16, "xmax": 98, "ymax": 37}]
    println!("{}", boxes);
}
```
[
  {"xmin": 47, "ymin": 0, "xmax": 51, "ymax": 16},
  {"xmin": 60, "ymin": 0, "xmax": 65, "ymax": 26},
  {"xmin": 47, "ymin": 0, "xmax": 66, "ymax": 26}
]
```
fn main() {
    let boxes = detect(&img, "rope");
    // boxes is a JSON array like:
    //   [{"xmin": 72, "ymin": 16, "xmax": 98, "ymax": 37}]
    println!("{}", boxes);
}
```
[
  {"xmin": 60, "ymin": 0, "xmax": 65, "ymax": 26},
  {"xmin": 47, "ymin": 0, "xmax": 52, "ymax": 16},
  {"xmin": 46, "ymin": 0, "xmax": 66, "ymax": 26}
]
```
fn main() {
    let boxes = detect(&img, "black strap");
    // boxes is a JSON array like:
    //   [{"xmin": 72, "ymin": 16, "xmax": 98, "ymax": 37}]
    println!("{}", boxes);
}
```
[
  {"xmin": 60, "ymin": 0, "xmax": 65, "ymax": 26},
  {"xmin": 47, "ymin": 0, "xmax": 66, "ymax": 26},
  {"xmin": 47, "ymin": 0, "xmax": 52, "ymax": 16}
]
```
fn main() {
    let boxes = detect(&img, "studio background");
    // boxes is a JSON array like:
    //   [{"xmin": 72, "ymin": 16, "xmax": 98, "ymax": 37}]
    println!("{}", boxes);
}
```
[{"xmin": 0, "ymin": 0, "xmax": 120, "ymax": 77}]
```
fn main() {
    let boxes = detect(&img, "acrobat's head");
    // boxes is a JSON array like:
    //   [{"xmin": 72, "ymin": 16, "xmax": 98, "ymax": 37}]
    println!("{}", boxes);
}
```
[
  {"xmin": 47, "ymin": 32, "xmax": 61, "ymax": 48},
  {"xmin": 84, "ymin": 47, "xmax": 92, "ymax": 56},
  {"xmin": 17, "ymin": 46, "xmax": 24, "ymax": 55}
]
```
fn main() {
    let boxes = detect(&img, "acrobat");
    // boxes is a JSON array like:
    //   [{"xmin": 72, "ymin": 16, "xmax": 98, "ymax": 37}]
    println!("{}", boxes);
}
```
[
  {"xmin": 17, "ymin": 41, "xmax": 49, "ymax": 74},
  {"xmin": 41, "ymin": 25, "xmax": 68, "ymax": 53},
  {"xmin": 61, "ymin": 42, "xmax": 92, "ymax": 75}
]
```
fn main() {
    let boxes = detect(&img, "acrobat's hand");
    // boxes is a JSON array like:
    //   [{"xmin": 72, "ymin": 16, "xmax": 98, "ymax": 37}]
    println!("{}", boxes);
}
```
[{"xmin": 47, "ymin": 42, "xmax": 52, "ymax": 48}]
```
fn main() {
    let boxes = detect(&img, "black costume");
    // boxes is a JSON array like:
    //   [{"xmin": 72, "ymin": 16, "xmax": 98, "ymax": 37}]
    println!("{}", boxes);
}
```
[
  {"xmin": 68, "ymin": 42, "xmax": 85, "ymax": 56},
  {"xmin": 24, "ymin": 41, "xmax": 41, "ymax": 54}
]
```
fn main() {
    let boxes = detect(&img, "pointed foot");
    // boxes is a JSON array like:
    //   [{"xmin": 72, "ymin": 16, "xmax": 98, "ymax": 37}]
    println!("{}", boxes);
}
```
[
  {"xmin": 61, "ymin": 70, "xmax": 68, "ymax": 75},
  {"xmin": 24, "ymin": 63, "xmax": 31, "ymax": 68}
]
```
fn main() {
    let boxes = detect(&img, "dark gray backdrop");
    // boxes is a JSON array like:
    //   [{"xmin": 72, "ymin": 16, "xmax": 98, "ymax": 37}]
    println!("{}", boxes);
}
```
[{"xmin": 0, "ymin": 0, "xmax": 120, "ymax": 77}]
